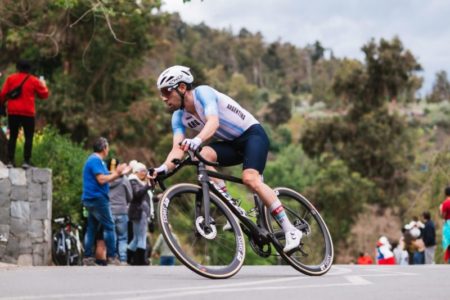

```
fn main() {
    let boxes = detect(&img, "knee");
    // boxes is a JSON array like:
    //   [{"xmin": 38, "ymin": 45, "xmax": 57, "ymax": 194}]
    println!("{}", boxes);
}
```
[
  {"xmin": 242, "ymin": 173, "xmax": 261, "ymax": 191},
  {"xmin": 200, "ymin": 146, "xmax": 217, "ymax": 162}
]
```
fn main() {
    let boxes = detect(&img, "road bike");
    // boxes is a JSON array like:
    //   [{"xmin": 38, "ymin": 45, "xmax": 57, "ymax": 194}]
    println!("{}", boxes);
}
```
[
  {"xmin": 152, "ymin": 148, "xmax": 334, "ymax": 279},
  {"xmin": 52, "ymin": 216, "xmax": 84, "ymax": 266}
]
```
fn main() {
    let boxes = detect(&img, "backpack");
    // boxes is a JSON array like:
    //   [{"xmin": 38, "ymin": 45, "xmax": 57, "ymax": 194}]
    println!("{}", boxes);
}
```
[{"xmin": 0, "ymin": 75, "xmax": 30, "ymax": 116}]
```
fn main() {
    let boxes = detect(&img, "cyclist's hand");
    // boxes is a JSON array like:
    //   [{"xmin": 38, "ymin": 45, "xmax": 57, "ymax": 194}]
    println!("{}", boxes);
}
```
[
  {"xmin": 180, "ymin": 137, "xmax": 202, "ymax": 151},
  {"xmin": 149, "ymin": 164, "xmax": 167, "ymax": 179}
]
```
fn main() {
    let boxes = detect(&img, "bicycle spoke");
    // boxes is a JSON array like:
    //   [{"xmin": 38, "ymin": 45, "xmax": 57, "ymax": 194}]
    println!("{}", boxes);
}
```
[{"xmin": 266, "ymin": 188, "xmax": 333, "ymax": 276}]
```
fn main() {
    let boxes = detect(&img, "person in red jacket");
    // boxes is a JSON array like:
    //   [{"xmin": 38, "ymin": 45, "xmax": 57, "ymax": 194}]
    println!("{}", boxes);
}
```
[{"xmin": 0, "ymin": 60, "xmax": 49, "ymax": 168}]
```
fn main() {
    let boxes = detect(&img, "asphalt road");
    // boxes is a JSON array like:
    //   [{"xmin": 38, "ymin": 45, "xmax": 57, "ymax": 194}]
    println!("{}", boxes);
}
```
[{"xmin": 0, "ymin": 265, "xmax": 448, "ymax": 300}]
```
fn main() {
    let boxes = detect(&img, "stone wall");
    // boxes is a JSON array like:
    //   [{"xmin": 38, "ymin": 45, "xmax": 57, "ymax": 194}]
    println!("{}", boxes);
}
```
[{"xmin": 0, "ymin": 164, "xmax": 52, "ymax": 266}]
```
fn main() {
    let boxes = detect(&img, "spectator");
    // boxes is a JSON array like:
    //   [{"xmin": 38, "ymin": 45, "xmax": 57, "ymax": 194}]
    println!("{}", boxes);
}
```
[
  {"xmin": 410, "ymin": 227, "xmax": 425, "ymax": 264},
  {"xmin": 108, "ymin": 158, "xmax": 133, "ymax": 265},
  {"xmin": 375, "ymin": 236, "xmax": 396, "ymax": 265},
  {"xmin": 0, "ymin": 60, "xmax": 49, "ymax": 168},
  {"xmin": 356, "ymin": 252, "xmax": 373, "ymax": 265},
  {"xmin": 402, "ymin": 224, "xmax": 415, "ymax": 265},
  {"xmin": 407, "ymin": 216, "xmax": 425, "ymax": 231},
  {"xmin": 81, "ymin": 137, "xmax": 129, "ymax": 266},
  {"xmin": 94, "ymin": 226, "xmax": 107, "ymax": 266},
  {"xmin": 152, "ymin": 225, "xmax": 179, "ymax": 266},
  {"xmin": 392, "ymin": 239, "xmax": 409, "ymax": 265},
  {"xmin": 440, "ymin": 186, "xmax": 450, "ymax": 264},
  {"xmin": 421, "ymin": 211, "xmax": 436, "ymax": 264},
  {"xmin": 128, "ymin": 160, "xmax": 152, "ymax": 266}
]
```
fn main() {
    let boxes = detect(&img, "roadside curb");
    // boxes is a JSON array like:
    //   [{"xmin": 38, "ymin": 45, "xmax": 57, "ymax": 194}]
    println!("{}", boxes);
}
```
[{"xmin": 0, "ymin": 262, "xmax": 18, "ymax": 269}]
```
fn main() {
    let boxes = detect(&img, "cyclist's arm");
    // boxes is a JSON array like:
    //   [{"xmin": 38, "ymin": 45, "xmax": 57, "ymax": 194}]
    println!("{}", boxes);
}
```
[
  {"xmin": 162, "ymin": 134, "xmax": 186, "ymax": 171},
  {"xmin": 195, "ymin": 115, "xmax": 219, "ymax": 142},
  {"xmin": 194, "ymin": 86, "xmax": 220, "ymax": 142}
]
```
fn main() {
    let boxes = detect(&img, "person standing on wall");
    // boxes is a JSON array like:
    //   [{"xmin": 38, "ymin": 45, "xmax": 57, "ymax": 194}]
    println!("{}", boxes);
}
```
[{"xmin": 0, "ymin": 60, "xmax": 49, "ymax": 169}]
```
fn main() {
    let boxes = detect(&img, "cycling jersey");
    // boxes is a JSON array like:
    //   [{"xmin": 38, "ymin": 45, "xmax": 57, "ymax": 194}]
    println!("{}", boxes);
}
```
[{"xmin": 171, "ymin": 85, "xmax": 259, "ymax": 141}]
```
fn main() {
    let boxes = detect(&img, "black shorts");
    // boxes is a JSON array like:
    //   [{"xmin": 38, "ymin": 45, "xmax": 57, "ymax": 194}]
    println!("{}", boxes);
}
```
[{"xmin": 208, "ymin": 124, "xmax": 270, "ymax": 174}]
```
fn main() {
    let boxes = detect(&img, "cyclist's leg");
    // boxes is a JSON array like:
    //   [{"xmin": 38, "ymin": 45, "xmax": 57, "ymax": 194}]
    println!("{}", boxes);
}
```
[
  {"xmin": 239, "ymin": 125, "xmax": 302, "ymax": 251},
  {"xmin": 202, "ymin": 143, "xmax": 242, "ymax": 191}
]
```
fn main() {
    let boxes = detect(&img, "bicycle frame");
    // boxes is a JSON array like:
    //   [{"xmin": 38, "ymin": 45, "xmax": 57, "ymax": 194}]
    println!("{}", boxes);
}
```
[{"xmin": 155, "ymin": 149, "xmax": 283, "ymax": 253}]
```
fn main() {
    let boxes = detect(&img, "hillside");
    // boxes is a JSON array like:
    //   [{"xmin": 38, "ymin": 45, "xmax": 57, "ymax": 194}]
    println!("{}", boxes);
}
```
[{"xmin": 1, "ymin": 1, "xmax": 450, "ymax": 263}]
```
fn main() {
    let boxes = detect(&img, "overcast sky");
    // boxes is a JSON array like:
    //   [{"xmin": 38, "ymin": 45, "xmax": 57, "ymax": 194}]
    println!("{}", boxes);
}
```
[{"xmin": 162, "ymin": 0, "xmax": 450, "ymax": 96}]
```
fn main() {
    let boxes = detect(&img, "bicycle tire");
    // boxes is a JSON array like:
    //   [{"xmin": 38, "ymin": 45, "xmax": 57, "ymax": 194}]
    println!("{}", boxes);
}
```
[
  {"xmin": 264, "ymin": 187, "xmax": 334, "ymax": 276},
  {"xmin": 158, "ymin": 183, "xmax": 246, "ymax": 279},
  {"xmin": 51, "ymin": 232, "xmax": 67, "ymax": 266},
  {"xmin": 67, "ymin": 235, "xmax": 82, "ymax": 266}
]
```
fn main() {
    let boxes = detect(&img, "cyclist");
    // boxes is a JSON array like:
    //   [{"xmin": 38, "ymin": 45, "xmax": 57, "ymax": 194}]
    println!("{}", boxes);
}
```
[{"xmin": 152, "ymin": 65, "xmax": 302, "ymax": 252}]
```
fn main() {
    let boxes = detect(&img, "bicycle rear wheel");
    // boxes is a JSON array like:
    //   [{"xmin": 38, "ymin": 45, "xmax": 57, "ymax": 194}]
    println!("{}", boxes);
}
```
[
  {"xmin": 158, "ymin": 183, "xmax": 245, "ymax": 279},
  {"xmin": 265, "ymin": 187, "xmax": 334, "ymax": 275}
]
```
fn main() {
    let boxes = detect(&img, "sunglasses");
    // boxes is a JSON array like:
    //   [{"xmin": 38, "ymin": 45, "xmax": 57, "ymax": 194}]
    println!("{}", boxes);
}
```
[{"xmin": 160, "ymin": 85, "xmax": 178, "ymax": 97}]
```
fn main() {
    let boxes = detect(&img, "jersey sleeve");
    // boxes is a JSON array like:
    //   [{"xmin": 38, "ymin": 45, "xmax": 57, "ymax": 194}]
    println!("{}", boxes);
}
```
[
  {"xmin": 195, "ymin": 86, "xmax": 219, "ymax": 116},
  {"xmin": 171, "ymin": 110, "xmax": 185, "ymax": 135},
  {"xmin": 91, "ymin": 157, "xmax": 108, "ymax": 176}
]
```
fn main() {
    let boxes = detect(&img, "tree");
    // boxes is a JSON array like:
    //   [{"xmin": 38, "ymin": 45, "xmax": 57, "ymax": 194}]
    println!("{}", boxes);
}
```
[
  {"xmin": 263, "ymin": 92, "xmax": 292, "ymax": 127},
  {"xmin": 428, "ymin": 70, "xmax": 450, "ymax": 103},
  {"xmin": 308, "ymin": 41, "xmax": 325, "ymax": 64},
  {"xmin": 0, "ymin": 0, "xmax": 165, "ymax": 145},
  {"xmin": 302, "ymin": 37, "xmax": 421, "ymax": 205}
]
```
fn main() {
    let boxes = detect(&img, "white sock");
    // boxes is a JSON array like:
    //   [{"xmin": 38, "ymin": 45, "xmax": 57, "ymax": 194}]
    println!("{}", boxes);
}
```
[
  {"xmin": 269, "ymin": 199, "xmax": 295, "ymax": 232},
  {"xmin": 216, "ymin": 180, "xmax": 228, "ymax": 193}
]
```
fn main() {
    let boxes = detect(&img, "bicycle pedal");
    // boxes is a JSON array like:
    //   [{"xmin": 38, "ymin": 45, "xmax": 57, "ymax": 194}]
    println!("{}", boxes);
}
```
[{"xmin": 285, "ymin": 247, "xmax": 300, "ymax": 256}]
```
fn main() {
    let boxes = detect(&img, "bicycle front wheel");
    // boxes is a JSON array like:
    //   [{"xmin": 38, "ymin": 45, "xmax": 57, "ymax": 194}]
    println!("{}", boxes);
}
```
[
  {"xmin": 158, "ymin": 183, "xmax": 245, "ymax": 279},
  {"xmin": 265, "ymin": 187, "xmax": 334, "ymax": 276}
]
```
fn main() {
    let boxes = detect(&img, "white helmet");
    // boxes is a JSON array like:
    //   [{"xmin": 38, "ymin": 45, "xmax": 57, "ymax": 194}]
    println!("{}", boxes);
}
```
[{"xmin": 157, "ymin": 65, "xmax": 194, "ymax": 89}]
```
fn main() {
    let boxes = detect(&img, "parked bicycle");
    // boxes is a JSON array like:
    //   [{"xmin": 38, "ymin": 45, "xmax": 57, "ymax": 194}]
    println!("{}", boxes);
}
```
[
  {"xmin": 151, "ymin": 148, "xmax": 334, "ymax": 279},
  {"xmin": 52, "ymin": 216, "xmax": 84, "ymax": 266}
]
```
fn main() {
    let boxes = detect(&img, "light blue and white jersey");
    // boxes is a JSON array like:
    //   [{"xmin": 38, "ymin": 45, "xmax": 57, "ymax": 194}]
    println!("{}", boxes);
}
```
[{"xmin": 171, "ymin": 85, "xmax": 259, "ymax": 141}]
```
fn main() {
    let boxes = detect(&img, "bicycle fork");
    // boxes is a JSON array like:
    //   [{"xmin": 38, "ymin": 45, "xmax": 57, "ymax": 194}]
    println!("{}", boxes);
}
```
[{"xmin": 197, "ymin": 162, "xmax": 213, "ymax": 233}]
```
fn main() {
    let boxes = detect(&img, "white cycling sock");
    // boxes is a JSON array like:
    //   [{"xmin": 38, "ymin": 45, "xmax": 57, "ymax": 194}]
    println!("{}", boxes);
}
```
[
  {"xmin": 270, "ymin": 199, "xmax": 295, "ymax": 232},
  {"xmin": 216, "ymin": 180, "xmax": 228, "ymax": 193}
]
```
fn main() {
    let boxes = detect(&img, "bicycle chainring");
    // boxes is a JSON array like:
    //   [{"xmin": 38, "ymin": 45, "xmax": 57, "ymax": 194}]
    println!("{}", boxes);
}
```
[{"xmin": 248, "ymin": 236, "xmax": 272, "ymax": 258}]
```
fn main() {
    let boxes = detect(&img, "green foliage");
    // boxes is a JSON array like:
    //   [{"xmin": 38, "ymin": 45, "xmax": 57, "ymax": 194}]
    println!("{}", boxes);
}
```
[
  {"xmin": 15, "ymin": 127, "xmax": 88, "ymax": 222},
  {"xmin": 264, "ymin": 144, "xmax": 318, "ymax": 191},
  {"xmin": 306, "ymin": 158, "xmax": 376, "ymax": 242},
  {"xmin": 263, "ymin": 92, "xmax": 293, "ymax": 127},
  {"xmin": 302, "ymin": 38, "xmax": 420, "ymax": 205},
  {"xmin": 427, "ymin": 71, "xmax": 450, "ymax": 103},
  {"xmin": 421, "ymin": 101, "xmax": 450, "ymax": 129}
]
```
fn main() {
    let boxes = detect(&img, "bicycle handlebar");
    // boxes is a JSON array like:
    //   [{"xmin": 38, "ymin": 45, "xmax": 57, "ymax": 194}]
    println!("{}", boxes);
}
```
[{"xmin": 149, "ymin": 145, "xmax": 220, "ymax": 191}]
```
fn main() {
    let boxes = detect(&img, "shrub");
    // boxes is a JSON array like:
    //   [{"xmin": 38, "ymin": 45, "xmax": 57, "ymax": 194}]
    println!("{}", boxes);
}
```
[{"xmin": 15, "ymin": 126, "xmax": 88, "ymax": 222}]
